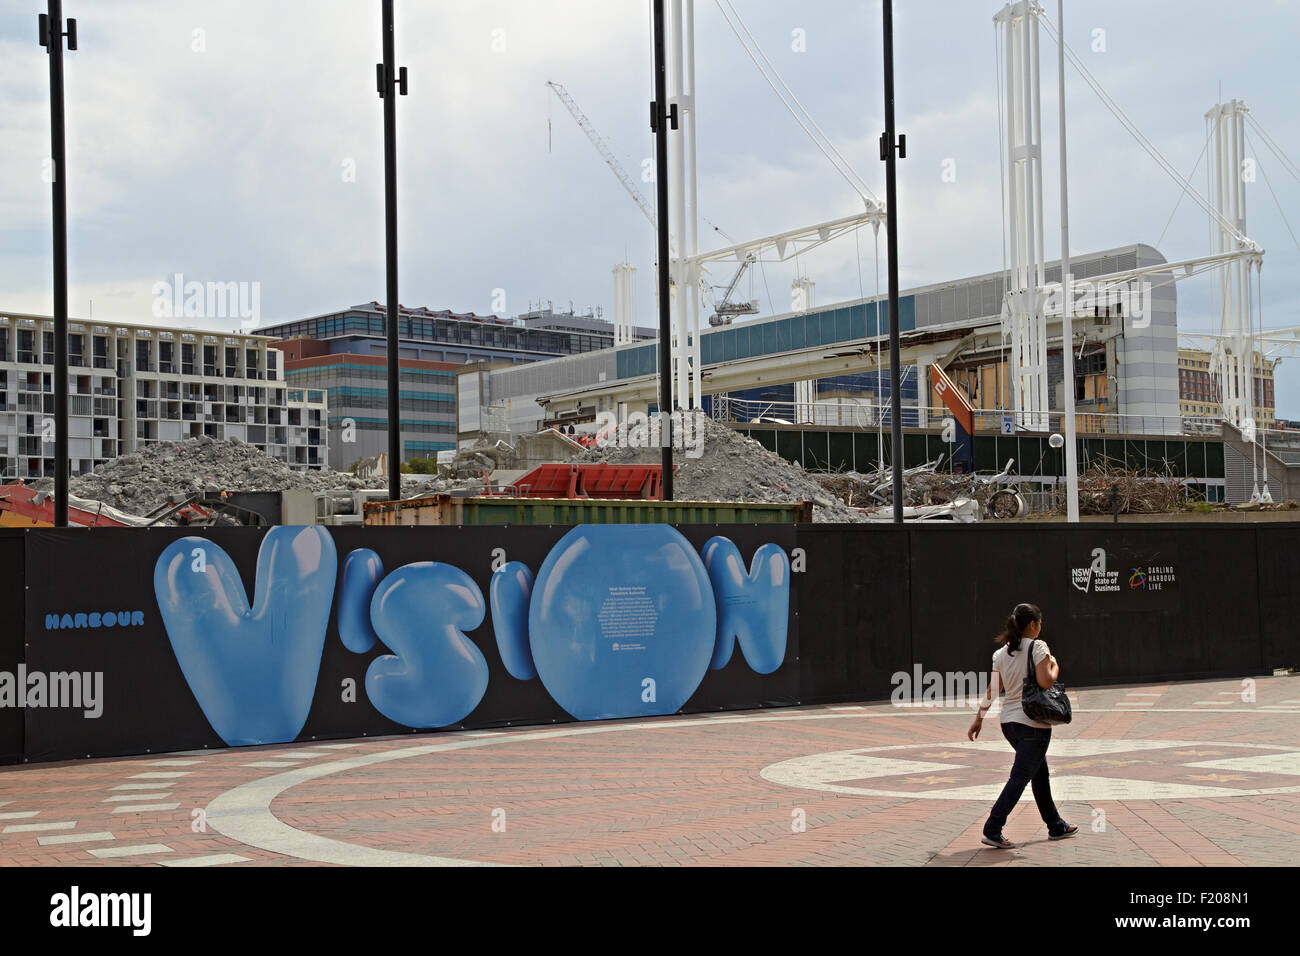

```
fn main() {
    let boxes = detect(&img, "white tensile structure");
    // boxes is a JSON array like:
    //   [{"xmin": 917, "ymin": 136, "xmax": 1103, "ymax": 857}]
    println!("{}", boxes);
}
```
[
  {"xmin": 611, "ymin": 262, "xmax": 637, "ymax": 347},
  {"xmin": 791, "ymin": 276, "xmax": 816, "ymax": 424},
  {"xmin": 995, "ymin": 0, "xmax": 1050, "ymax": 432},
  {"xmin": 665, "ymin": 0, "xmax": 704, "ymax": 412},
  {"xmin": 661, "ymin": 0, "xmax": 885, "ymax": 414},
  {"xmin": 1205, "ymin": 100, "xmax": 1262, "ymax": 436}
]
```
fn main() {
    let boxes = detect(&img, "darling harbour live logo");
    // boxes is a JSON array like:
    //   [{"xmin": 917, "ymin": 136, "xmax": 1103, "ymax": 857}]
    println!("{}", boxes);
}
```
[{"xmin": 1071, "ymin": 547, "xmax": 1178, "ymax": 595}]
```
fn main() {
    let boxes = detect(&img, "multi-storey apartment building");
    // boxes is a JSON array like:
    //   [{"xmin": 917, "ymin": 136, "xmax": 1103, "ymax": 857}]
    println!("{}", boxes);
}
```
[
  {"xmin": 0, "ymin": 312, "xmax": 328, "ymax": 479},
  {"xmin": 1178, "ymin": 347, "xmax": 1275, "ymax": 426}
]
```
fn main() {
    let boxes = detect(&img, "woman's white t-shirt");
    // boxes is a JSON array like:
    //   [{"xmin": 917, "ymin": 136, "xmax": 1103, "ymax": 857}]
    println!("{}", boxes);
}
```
[{"xmin": 992, "ymin": 637, "xmax": 1052, "ymax": 729}]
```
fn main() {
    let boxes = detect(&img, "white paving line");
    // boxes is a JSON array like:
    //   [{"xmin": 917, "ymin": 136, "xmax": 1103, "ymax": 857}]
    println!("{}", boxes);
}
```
[
  {"xmin": 1217, "ymin": 691, "xmax": 1242, "ymax": 696},
  {"xmin": 145, "ymin": 759, "xmax": 203, "ymax": 766},
  {"xmin": 1115, "ymin": 702, "xmax": 1154, "ymax": 707},
  {"xmin": 1192, "ymin": 701, "xmax": 1233, "ymax": 706},
  {"xmin": 313, "ymin": 743, "xmax": 363, "ymax": 749},
  {"xmin": 89, "ymin": 844, "xmax": 174, "ymax": 859},
  {"xmin": 104, "ymin": 793, "xmax": 170, "ymax": 803},
  {"xmin": 38, "ymin": 832, "xmax": 114, "ymax": 847},
  {"xmin": 128, "ymin": 771, "xmax": 192, "ymax": 780},
  {"xmin": 112, "ymin": 803, "xmax": 181, "ymax": 814},
  {"xmin": 274, "ymin": 751, "xmax": 334, "ymax": 758},
  {"xmin": 243, "ymin": 761, "xmax": 307, "ymax": 769},
  {"xmin": 160, "ymin": 853, "xmax": 250, "ymax": 868},
  {"xmin": 0, "ymin": 811, "xmax": 39, "ymax": 821},
  {"xmin": 110, "ymin": 783, "xmax": 176, "ymax": 791},
  {"xmin": 1126, "ymin": 692, "xmax": 1163, "ymax": 697},
  {"xmin": 4, "ymin": 821, "xmax": 75, "ymax": 833},
  {"xmin": 0, "ymin": 801, "xmax": 10, "ymax": 808}
]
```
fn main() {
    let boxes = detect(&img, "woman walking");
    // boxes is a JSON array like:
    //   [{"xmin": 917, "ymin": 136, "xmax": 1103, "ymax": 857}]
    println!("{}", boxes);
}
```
[{"xmin": 967, "ymin": 602, "xmax": 1079, "ymax": 849}]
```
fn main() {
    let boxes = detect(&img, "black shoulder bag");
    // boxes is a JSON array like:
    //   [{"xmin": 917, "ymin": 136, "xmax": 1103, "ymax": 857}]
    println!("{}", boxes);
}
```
[{"xmin": 1020, "ymin": 639, "xmax": 1072, "ymax": 725}]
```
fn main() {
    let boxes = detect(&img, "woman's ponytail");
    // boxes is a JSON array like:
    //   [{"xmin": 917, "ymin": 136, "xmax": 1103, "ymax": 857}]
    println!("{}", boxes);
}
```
[{"xmin": 994, "ymin": 603, "xmax": 1042, "ymax": 656}]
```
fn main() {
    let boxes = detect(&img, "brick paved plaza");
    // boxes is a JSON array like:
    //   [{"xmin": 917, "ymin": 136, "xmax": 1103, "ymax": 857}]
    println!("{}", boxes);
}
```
[{"xmin": 1, "ymin": 675, "xmax": 1297, "ymax": 867}]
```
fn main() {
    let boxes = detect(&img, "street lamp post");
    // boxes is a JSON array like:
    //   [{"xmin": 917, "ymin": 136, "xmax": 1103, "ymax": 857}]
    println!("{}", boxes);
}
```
[
  {"xmin": 377, "ymin": 0, "xmax": 408, "ymax": 503},
  {"xmin": 880, "ymin": 0, "xmax": 906, "ymax": 523},
  {"xmin": 651, "ymin": 0, "xmax": 675, "ymax": 500},
  {"xmin": 38, "ymin": 1, "xmax": 77, "ymax": 527}
]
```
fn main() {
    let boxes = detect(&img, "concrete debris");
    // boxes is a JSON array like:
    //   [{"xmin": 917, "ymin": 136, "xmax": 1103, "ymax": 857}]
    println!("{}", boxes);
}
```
[
  {"xmin": 575, "ymin": 417, "xmax": 866, "ymax": 523},
  {"xmin": 27, "ymin": 437, "xmax": 430, "ymax": 521},
  {"xmin": 857, "ymin": 498, "xmax": 981, "ymax": 523},
  {"xmin": 815, "ymin": 461, "xmax": 1003, "ymax": 509},
  {"xmin": 441, "ymin": 439, "xmax": 517, "ymax": 479}
]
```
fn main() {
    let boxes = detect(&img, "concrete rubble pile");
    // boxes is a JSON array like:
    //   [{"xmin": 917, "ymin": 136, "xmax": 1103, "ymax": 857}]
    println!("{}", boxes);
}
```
[
  {"xmin": 814, "ymin": 460, "xmax": 997, "ymax": 509},
  {"xmin": 574, "ymin": 417, "xmax": 865, "ymax": 523},
  {"xmin": 28, "ymin": 437, "xmax": 428, "ymax": 519},
  {"xmin": 439, "ymin": 439, "xmax": 519, "ymax": 480}
]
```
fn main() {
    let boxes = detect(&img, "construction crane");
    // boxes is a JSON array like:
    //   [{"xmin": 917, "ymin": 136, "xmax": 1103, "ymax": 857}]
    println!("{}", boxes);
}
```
[
  {"xmin": 548, "ymin": 80, "xmax": 766, "ymax": 329},
  {"xmin": 546, "ymin": 81, "xmax": 667, "ymax": 248},
  {"xmin": 705, "ymin": 252, "xmax": 758, "ymax": 326}
]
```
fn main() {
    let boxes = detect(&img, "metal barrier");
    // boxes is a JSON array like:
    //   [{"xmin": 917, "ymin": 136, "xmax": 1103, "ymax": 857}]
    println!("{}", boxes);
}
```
[{"xmin": 713, "ymin": 395, "xmax": 1300, "ymax": 443}]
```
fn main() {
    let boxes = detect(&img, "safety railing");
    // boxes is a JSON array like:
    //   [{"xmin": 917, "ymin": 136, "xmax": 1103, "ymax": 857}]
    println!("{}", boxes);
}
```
[{"xmin": 712, "ymin": 395, "xmax": 1300, "ymax": 443}]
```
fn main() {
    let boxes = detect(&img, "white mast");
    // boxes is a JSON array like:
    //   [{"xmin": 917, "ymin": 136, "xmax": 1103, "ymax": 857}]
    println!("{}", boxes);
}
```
[
  {"xmin": 996, "ymin": 1, "xmax": 1049, "ymax": 432},
  {"xmin": 1206, "ymin": 99, "xmax": 1262, "ymax": 500},
  {"xmin": 1056, "ymin": 0, "xmax": 1079, "ymax": 522},
  {"xmin": 667, "ymin": 0, "xmax": 701, "ymax": 411}
]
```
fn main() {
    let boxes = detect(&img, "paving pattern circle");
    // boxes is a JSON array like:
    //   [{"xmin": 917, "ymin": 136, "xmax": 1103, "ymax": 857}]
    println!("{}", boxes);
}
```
[{"xmin": 761, "ymin": 739, "xmax": 1300, "ymax": 800}]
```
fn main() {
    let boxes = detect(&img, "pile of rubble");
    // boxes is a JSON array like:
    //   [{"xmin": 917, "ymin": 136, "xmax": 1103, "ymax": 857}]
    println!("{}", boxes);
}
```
[
  {"xmin": 575, "ymin": 418, "xmax": 865, "ymax": 523},
  {"xmin": 814, "ymin": 458, "xmax": 1005, "ymax": 507},
  {"xmin": 28, "ymin": 437, "xmax": 426, "ymax": 519},
  {"xmin": 1055, "ymin": 459, "xmax": 1191, "ymax": 515}
]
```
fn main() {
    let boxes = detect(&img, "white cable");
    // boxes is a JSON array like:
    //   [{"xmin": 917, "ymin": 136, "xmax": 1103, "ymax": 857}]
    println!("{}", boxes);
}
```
[
  {"xmin": 1246, "ymin": 129, "xmax": 1300, "ymax": 255},
  {"xmin": 719, "ymin": 0, "xmax": 881, "ymax": 204},
  {"xmin": 712, "ymin": 0, "xmax": 878, "ymax": 206},
  {"xmin": 1156, "ymin": 125, "xmax": 1211, "ymax": 250},
  {"xmin": 1247, "ymin": 115, "xmax": 1300, "ymax": 186},
  {"xmin": 1039, "ymin": 12, "xmax": 1250, "ymax": 247}
]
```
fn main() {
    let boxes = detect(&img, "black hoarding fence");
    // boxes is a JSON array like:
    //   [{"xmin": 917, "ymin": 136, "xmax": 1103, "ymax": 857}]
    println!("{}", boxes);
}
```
[
  {"xmin": 0, "ymin": 530, "xmax": 25, "ymax": 764},
  {"xmin": 5, "ymin": 522, "xmax": 1298, "ymax": 764},
  {"xmin": 18, "ymin": 523, "xmax": 798, "ymax": 763}
]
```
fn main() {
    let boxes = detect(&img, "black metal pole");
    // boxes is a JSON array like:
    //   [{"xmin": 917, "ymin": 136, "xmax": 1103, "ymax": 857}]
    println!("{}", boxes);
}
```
[
  {"xmin": 40, "ymin": 1, "xmax": 75, "ymax": 527},
  {"xmin": 378, "ymin": 0, "xmax": 406, "ymax": 502},
  {"xmin": 881, "ymin": 0, "xmax": 904, "ymax": 523},
  {"xmin": 651, "ymin": 0, "xmax": 673, "ymax": 500}
]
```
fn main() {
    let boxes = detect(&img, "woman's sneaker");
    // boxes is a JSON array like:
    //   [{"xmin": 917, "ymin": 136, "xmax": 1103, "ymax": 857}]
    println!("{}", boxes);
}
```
[
  {"xmin": 1049, "ymin": 823, "xmax": 1079, "ymax": 840},
  {"xmin": 980, "ymin": 833, "xmax": 1016, "ymax": 849}
]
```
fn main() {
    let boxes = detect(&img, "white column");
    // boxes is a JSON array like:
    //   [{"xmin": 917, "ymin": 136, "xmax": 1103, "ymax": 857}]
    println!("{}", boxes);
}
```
[
  {"xmin": 1057, "ymin": 0, "xmax": 1080, "ymax": 522},
  {"xmin": 997, "ymin": 1, "xmax": 1048, "ymax": 431},
  {"xmin": 684, "ymin": 0, "xmax": 702, "ymax": 410},
  {"xmin": 668, "ymin": 0, "xmax": 689, "ymax": 411}
]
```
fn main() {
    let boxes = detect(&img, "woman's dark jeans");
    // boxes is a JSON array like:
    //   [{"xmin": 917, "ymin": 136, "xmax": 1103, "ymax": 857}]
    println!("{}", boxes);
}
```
[{"xmin": 984, "ymin": 721, "xmax": 1067, "ymax": 837}]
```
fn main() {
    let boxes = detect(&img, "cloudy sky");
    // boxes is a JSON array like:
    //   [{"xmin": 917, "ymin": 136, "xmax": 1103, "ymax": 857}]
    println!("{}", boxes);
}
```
[{"xmin": 2, "ymin": 0, "xmax": 1298, "ymax": 414}]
